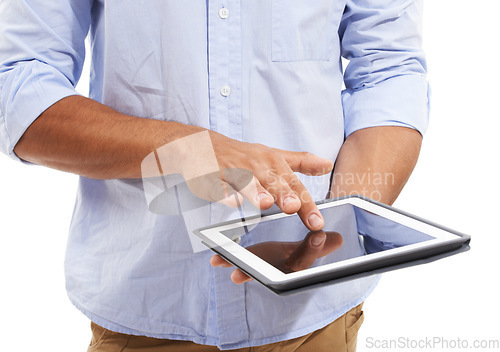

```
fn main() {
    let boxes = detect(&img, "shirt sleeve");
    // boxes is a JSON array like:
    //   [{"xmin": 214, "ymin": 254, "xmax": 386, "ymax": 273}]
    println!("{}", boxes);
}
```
[
  {"xmin": 339, "ymin": 0, "xmax": 430, "ymax": 138},
  {"xmin": 0, "ymin": 0, "xmax": 92, "ymax": 162}
]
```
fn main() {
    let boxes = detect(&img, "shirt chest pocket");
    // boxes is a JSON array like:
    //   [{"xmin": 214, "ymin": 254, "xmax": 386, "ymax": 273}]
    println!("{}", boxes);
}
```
[{"xmin": 271, "ymin": 0, "xmax": 341, "ymax": 62}]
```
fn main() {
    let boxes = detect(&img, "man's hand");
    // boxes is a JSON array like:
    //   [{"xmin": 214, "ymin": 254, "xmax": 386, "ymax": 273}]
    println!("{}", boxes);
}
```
[
  {"xmin": 15, "ymin": 96, "xmax": 333, "ymax": 231},
  {"xmin": 192, "ymin": 131, "xmax": 333, "ymax": 231},
  {"xmin": 211, "ymin": 231, "xmax": 343, "ymax": 284}
]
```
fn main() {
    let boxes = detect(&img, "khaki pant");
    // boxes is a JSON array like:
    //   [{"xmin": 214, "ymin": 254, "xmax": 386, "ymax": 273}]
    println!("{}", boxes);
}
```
[{"xmin": 88, "ymin": 303, "xmax": 364, "ymax": 352}]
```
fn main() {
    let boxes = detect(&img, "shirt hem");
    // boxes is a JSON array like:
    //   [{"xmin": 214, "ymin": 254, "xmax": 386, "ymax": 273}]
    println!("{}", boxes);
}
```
[{"xmin": 67, "ymin": 275, "xmax": 380, "ymax": 350}]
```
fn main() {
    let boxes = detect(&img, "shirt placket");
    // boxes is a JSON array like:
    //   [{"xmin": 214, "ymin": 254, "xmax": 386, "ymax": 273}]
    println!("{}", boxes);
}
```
[
  {"xmin": 208, "ymin": 0, "xmax": 243, "ymax": 141},
  {"xmin": 207, "ymin": 0, "xmax": 248, "ymax": 347}
]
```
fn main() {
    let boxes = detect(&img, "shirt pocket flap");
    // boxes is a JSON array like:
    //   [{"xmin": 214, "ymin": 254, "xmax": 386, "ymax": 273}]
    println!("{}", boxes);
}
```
[{"xmin": 271, "ymin": 0, "xmax": 342, "ymax": 62}]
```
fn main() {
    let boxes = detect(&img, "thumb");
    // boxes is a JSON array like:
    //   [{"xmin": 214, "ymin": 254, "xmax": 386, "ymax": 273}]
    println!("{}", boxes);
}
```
[{"xmin": 278, "ymin": 150, "xmax": 334, "ymax": 176}]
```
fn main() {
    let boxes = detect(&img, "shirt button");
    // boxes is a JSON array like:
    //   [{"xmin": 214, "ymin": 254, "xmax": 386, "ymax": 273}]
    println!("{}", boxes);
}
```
[
  {"xmin": 220, "ymin": 85, "xmax": 231, "ymax": 97},
  {"xmin": 218, "ymin": 8, "xmax": 229, "ymax": 19},
  {"xmin": 232, "ymin": 235, "xmax": 241, "ymax": 244}
]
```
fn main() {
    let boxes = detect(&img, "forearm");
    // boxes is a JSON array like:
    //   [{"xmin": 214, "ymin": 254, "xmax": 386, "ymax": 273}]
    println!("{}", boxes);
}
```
[
  {"xmin": 14, "ymin": 94, "xmax": 334, "ymax": 230},
  {"xmin": 330, "ymin": 126, "xmax": 422, "ymax": 205},
  {"xmin": 14, "ymin": 95, "xmax": 205, "ymax": 179}
]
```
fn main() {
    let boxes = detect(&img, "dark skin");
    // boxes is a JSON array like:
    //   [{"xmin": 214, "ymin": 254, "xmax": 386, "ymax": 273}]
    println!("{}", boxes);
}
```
[
  {"xmin": 15, "ymin": 95, "xmax": 422, "ymax": 283},
  {"xmin": 15, "ymin": 95, "xmax": 333, "ymax": 230}
]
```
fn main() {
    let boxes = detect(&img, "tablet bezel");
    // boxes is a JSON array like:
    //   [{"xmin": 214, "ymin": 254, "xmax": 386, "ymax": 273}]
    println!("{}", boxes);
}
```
[{"xmin": 194, "ymin": 195, "xmax": 470, "ymax": 289}]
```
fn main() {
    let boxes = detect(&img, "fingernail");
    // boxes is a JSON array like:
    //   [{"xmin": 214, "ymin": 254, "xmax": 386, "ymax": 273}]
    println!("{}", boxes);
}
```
[
  {"xmin": 283, "ymin": 196, "xmax": 298, "ymax": 207},
  {"xmin": 311, "ymin": 234, "xmax": 326, "ymax": 247},
  {"xmin": 256, "ymin": 192, "xmax": 271, "ymax": 202},
  {"xmin": 308, "ymin": 213, "xmax": 324, "ymax": 229}
]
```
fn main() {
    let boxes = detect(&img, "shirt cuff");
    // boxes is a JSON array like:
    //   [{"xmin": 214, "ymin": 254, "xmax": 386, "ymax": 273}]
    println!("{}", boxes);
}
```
[
  {"xmin": 341, "ymin": 74, "xmax": 430, "ymax": 138},
  {"xmin": 0, "ymin": 60, "xmax": 80, "ymax": 163}
]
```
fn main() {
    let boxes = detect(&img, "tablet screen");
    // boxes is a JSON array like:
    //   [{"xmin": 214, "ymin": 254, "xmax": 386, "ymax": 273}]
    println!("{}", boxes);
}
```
[{"xmin": 221, "ymin": 203, "xmax": 435, "ymax": 274}]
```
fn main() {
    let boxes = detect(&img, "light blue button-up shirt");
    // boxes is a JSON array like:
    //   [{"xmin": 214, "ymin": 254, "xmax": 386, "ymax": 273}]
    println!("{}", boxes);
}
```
[{"xmin": 0, "ymin": 0, "xmax": 429, "ymax": 349}]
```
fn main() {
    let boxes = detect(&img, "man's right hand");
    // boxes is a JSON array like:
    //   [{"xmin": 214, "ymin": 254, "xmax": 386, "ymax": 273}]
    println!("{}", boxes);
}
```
[
  {"xmin": 205, "ymin": 131, "xmax": 333, "ymax": 231},
  {"xmin": 14, "ymin": 95, "xmax": 333, "ymax": 231}
]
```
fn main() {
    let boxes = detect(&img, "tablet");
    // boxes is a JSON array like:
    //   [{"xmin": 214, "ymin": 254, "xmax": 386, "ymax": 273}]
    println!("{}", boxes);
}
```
[{"xmin": 193, "ymin": 195, "xmax": 471, "ymax": 295}]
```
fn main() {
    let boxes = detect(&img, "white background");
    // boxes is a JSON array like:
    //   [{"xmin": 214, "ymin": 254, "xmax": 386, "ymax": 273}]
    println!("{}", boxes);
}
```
[{"xmin": 0, "ymin": 2, "xmax": 498, "ymax": 351}]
